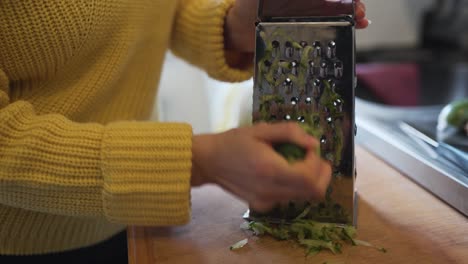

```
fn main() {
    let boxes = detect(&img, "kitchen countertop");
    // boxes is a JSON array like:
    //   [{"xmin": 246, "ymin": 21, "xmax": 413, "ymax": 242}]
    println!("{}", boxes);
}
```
[{"xmin": 127, "ymin": 147, "xmax": 468, "ymax": 264}]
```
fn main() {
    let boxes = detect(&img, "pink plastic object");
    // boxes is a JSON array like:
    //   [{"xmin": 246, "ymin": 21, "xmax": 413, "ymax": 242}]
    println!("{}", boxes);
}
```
[
  {"xmin": 259, "ymin": 0, "xmax": 355, "ymax": 19},
  {"xmin": 356, "ymin": 63, "xmax": 421, "ymax": 107}
]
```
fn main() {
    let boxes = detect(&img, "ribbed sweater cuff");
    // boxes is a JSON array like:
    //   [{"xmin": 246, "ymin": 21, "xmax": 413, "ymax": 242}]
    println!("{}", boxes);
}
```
[
  {"xmin": 172, "ymin": 0, "xmax": 253, "ymax": 82},
  {"xmin": 101, "ymin": 122, "xmax": 193, "ymax": 226}
]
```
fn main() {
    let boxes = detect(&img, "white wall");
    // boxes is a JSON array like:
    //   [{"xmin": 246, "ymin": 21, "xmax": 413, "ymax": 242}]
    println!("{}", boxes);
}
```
[
  {"xmin": 155, "ymin": 53, "xmax": 213, "ymax": 134},
  {"xmin": 156, "ymin": 52, "xmax": 253, "ymax": 134},
  {"xmin": 156, "ymin": 0, "xmax": 436, "ymax": 134},
  {"xmin": 356, "ymin": 0, "xmax": 434, "ymax": 49}
]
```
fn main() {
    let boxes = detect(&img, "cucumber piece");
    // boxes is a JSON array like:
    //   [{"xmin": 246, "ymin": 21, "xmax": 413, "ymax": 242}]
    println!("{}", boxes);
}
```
[
  {"xmin": 438, "ymin": 99, "xmax": 468, "ymax": 133},
  {"xmin": 273, "ymin": 123, "xmax": 322, "ymax": 162}
]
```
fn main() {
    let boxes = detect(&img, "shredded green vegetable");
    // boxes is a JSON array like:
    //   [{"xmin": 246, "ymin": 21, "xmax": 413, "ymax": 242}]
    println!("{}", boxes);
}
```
[
  {"xmin": 273, "ymin": 123, "xmax": 322, "ymax": 161},
  {"xmin": 230, "ymin": 238, "xmax": 249, "ymax": 251},
  {"xmin": 241, "ymin": 206, "xmax": 386, "ymax": 256}
]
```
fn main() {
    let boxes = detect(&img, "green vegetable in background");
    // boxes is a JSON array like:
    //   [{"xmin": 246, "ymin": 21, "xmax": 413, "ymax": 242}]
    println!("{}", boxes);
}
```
[
  {"xmin": 437, "ymin": 98, "xmax": 468, "ymax": 133},
  {"xmin": 437, "ymin": 99, "xmax": 468, "ymax": 145},
  {"xmin": 445, "ymin": 99, "xmax": 468, "ymax": 129}
]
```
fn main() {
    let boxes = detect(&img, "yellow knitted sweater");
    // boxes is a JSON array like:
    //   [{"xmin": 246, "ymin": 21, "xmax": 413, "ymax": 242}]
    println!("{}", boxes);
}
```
[{"xmin": 0, "ymin": 0, "xmax": 252, "ymax": 255}]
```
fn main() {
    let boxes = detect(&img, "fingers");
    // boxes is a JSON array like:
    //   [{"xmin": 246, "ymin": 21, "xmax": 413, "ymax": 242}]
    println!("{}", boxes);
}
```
[
  {"xmin": 249, "ymin": 200, "xmax": 276, "ymax": 213},
  {"xmin": 250, "ymin": 122, "xmax": 330, "ymax": 206},
  {"xmin": 316, "ymin": 160, "xmax": 333, "ymax": 197},
  {"xmin": 244, "ymin": 161, "xmax": 331, "ymax": 213},
  {"xmin": 251, "ymin": 151, "xmax": 331, "ymax": 211},
  {"xmin": 215, "ymin": 123, "xmax": 332, "ymax": 214},
  {"xmin": 248, "ymin": 162, "xmax": 332, "ymax": 213},
  {"xmin": 355, "ymin": 2, "xmax": 366, "ymax": 20},
  {"xmin": 356, "ymin": 0, "xmax": 365, "ymax": 11},
  {"xmin": 355, "ymin": 1, "xmax": 370, "ymax": 29},
  {"xmin": 291, "ymin": 148, "xmax": 332, "ymax": 199},
  {"xmin": 253, "ymin": 122, "xmax": 319, "ymax": 150},
  {"xmin": 356, "ymin": 18, "xmax": 370, "ymax": 29}
]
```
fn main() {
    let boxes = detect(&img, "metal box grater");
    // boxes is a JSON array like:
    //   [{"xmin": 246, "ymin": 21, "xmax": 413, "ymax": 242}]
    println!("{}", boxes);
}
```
[{"xmin": 244, "ymin": 0, "xmax": 357, "ymax": 226}]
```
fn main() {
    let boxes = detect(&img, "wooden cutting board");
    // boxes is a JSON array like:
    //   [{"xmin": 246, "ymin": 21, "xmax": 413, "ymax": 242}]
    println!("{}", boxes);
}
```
[{"xmin": 127, "ymin": 147, "xmax": 468, "ymax": 264}]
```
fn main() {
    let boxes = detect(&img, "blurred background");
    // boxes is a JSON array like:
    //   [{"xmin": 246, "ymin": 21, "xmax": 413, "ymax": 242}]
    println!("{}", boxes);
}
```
[{"xmin": 155, "ymin": 0, "xmax": 467, "ymax": 134}]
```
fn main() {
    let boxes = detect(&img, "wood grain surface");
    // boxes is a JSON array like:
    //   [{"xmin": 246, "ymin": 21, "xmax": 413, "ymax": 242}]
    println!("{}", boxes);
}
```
[{"xmin": 128, "ymin": 147, "xmax": 468, "ymax": 264}]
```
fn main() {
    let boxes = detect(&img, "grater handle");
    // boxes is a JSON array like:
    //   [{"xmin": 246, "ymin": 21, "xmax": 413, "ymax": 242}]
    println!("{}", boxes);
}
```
[{"xmin": 258, "ymin": 0, "xmax": 355, "ymax": 21}]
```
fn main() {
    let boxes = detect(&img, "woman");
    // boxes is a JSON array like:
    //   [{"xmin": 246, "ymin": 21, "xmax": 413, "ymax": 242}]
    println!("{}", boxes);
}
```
[{"xmin": 0, "ymin": 0, "xmax": 368, "ymax": 262}]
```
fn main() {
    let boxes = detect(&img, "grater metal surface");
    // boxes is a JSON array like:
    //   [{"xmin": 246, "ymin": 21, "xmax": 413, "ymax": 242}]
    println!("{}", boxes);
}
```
[{"xmin": 245, "ymin": 0, "xmax": 357, "ymax": 226}]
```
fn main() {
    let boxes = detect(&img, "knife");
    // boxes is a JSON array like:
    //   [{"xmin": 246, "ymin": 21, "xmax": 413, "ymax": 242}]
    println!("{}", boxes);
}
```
[{"xmin": 399, "ymin": 122, "xmax": 468, "ymax": 173}]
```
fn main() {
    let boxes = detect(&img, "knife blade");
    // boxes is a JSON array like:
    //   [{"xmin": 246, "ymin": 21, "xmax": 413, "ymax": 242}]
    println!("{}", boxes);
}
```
[{"xmin": 399, "ymin": 122, "xmax": 468, "ymax": 173}]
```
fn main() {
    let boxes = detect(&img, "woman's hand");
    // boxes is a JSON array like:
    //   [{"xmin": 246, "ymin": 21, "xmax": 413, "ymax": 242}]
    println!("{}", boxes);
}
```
[
  {"xmin": 191, "ymin": 122, "xmax": 332, "ymax": 212},
  {"xmin": 225, "ymin": 0, "xmax": 370, "ymax": 53}
]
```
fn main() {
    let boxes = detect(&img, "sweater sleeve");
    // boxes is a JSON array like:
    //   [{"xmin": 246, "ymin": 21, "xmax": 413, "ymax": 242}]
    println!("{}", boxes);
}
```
[
  {"xmin": 0, "ymin": 70, "xmax": 192, "ymax": 226},
  {"xmin": 171, "ymin": 0, "xmax": 253, "ymax": 82}
]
